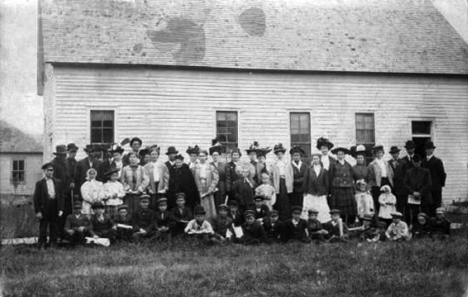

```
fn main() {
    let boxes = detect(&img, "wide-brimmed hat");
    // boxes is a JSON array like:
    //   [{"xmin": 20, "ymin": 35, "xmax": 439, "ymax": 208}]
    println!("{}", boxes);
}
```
[
  {"xmin": 404, "ymin": 140, "xmax": 415, "ymax": 149},
  {"xmin": 84, "ymin": 144, "xmax": 98, "ymax": 153},
  {"xmin": 138, "ymin": 146, "xmax": 151, "ymax": 157},
  {"xmin": 42, "ymin": 162, "xmax": 54, "ymax": 170},
  {"xmin": 53, "ymin": 145, "xmax": 68, "ymax": 155},
  {"xmin": 166, "ymin": 146, "xmax": 179, "ymax": 155},
  {"xmin": 391, "ymin": 212, "xmax": 403, "ymax": 218},
  {"xmin": 257, "ymin": 147, "xmax": 272, "ymax": 158},
  {"xmin": 425, "ymin": 141, "xmax": 436, "ymax": 150},
  {"xmin": 331, "ymin": 147, "xmax": 351, "ymax": 155},
  {"xmin": 246, "ymin": 141, "xmax": 261, "ymax": 154},
  {"xmin": 104, "ymin": 167, "xmax": 120, "ymax": 177},
  {"xmin": 209, "ymin": 138, "xmax": 224, "ymax": 155},
  {"xmin": 273, "ymin": 143, "xmax": 287, "ymax": 154},
  {"xmin": 186, "ymin": 145, "xmax": 200, "ymax": 155},
  {"xmin": 316, "ymin": 137, "xmax": 334, "ymax": 150},
  {"xmin": 389, "ymin": 146, "xmax": 401, "ymax": 154},
  {"xmin": 109, "ymin": 144, "xmax": 124, "ymax": 154},
  {"xmin": 67, "ymin": 143, "xmax": 79, "ymax": 152},
  {"xmin": 351, "ymin": 144, "xmax": 369, "ymax": 158},
  {"xmin": 290, "ymin": 145, "xmax": 306, "ymax": 156},
  {"xmin": 194, "ymin": 205, "xmax": 206, "ymax": 215},
  {"xmin": 91, "ymin": 202, "xmax": 105, "ymax": 209},
  {"xmin": 371, "ymin": 145, "xmax": 384, "ymax": 153}
]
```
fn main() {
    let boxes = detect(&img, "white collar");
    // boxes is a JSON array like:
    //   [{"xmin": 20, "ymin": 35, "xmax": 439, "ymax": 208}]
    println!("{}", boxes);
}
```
[
  {"xmin": 426, "ymin": 154, "xmax": 434, "ymax": 160},
  {"xmin": 292, "ymin": 160, "xmax": 302, "ymax": 169}
]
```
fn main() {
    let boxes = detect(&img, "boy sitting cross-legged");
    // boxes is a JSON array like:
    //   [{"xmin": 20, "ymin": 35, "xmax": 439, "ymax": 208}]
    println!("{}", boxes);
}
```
[
  {"xmin": 263, "ymin": 210, "xmax": 286, "ymax": 244},
  {"xmin": 306, "ymin": 208, "xmax": 329, "ymax": 243},
  {"xmin": 240, "ymin": 210, "xmax": 267, "ymax": 245},
  {"xmin": 64, "ymin": 201, "xmax": 92, "ymax": 247},
  {"xmin": 132, "ymin": 195, "xmax": 158, "ymax": 243},
  {"xmin": 169, "ymin": 193, "xmax": 193, "ymax": 237},
  {"xmin": 284, "ymin": 206, "xmax": 311, "ymax": 243},
  {"xmin": 185, "ymin": 206, "xmax": 218, "ymax": 245}
]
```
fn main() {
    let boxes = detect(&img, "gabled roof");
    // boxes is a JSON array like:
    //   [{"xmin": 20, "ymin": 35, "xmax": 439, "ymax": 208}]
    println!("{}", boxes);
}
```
[
  {"xmin": 40, "ymin": 0, "xmax": 468, "ymax": 74},
  {"xmin": 0, "ymin": 120, "xmax": 42, "ymax": 153}
]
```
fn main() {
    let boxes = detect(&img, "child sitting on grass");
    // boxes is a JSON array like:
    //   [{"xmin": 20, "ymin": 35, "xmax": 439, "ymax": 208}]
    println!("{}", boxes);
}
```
[
  {"xmin": 355, "ymin": 214, "xmax": 382, "ymax": 242},
  {"xmin": 263, "ymin": 210, "xmax": 285, "ymax": 243},
  {"xmin": 64, "ymin": 201, "xmax": 92, "ymax": 246},
  {"xmin": 185, "ymin": 206, "xmax": 218, "ymax": 244},
  {"xmin": 430, "ymin": 208, "xmax": 451, "ymax": 240},
  {"xmin": 113, "ymin": 205, "xmax": 133, "ymax": 242},
  {"xmin": 284, "ymin": 206, "xmax": 311, "ymax": 243},
  {"xmin": 170, "ymin": 193, "xmax": 193, "ymax": 237},
  {"xmin": 255, "ymin": 172, "xmax": 276, "ymax": 211},
  {"xmin": 355, "ymin": 180, "xmax": 374, "ymax": 222},
  {"xmin": 154, "ymin": 197, "xmax": 173, "ymax": 240},
  {"xmin": 228, "ymin": 200, "xmax": 244, "ymax": 227},
  {"xmin": 378, "ymin": 185, "xmax": 396, "ymax": 227},
  {"xmin": 323, "ymin": 209, "xmax": 349, "ymax": 242},
  {"xmin": 411, "ymin": 213, "xmax": 431, "ymax": 239},
  {"xmin": 89, "ymin": 202, "xmax": 117, "ymax": 243},
  {"xmin": 132, "ymin": 195, "xmax": 158, "ymax": 243},
  {"xmin": 306, "ymin": 208, "xmax": 329, "ymax": 242},
  {"xmin": 385, "ymin": 212, "xmax": 410, "ymax": 241},
  {"xmin": 240, "ymin": 210, "xmax": 267, "ymax": 245},
  {"xmin": 212, "ymin": 204, "xmax": 233, "ymax": 241},
  {"xmin": 253, "ymin": 195, "xmax": 270, "ymax": 223}
]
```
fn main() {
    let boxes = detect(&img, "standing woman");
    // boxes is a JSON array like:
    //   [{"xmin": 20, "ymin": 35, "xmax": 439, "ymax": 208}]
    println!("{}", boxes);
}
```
[
  {"xmin": 210, "ymin": 139, "xmax": 226, "ymax": 207},
  {"xmin": 302, "ymin": 153, "xmax": 330, "ymax": 222},
  {"xmin": 192, "ymin": 149, "xmax": 219, "ymax": 222},
  {"xmin": 316, "ymin": 137, "xmax": 335, "ymax": 171},
  {"xmin": 255, "ymin": 147, "xmax": 271, "ymax": 183},
  {"xmin": 141, "ymin": 146, "xmax": 169, "ymax": 211},
  {"xmin": 367, "ymin": 145, "xmax": 394, "ymax": 216},
  {"xmin": 187, "ymin": 145, "xmax": 200, "ymax": 170},
  {"xmin": 121, "ymin": 152, "xmax": 145, "ymax": 215},
  {"xmin": 170, "ymin": 154, "xmax": 200, "ymax": 210},
  {"xmin": 225, "ymin": 148, "xmax": 242, "ymax": 203},
  {"xmin": 351, "ymin": 145, "xmax": 369, "ymax": 184},
  {"xmin": 271, "ymin": 143, "xmax": 294, "ymax": 221},
  {"xmin": 328, "ymin": 147, "xmax": 357, "ymax": 225},
  {"xmin": 289, "ymin": 146, "xmax": 307, "ymax": 208}
]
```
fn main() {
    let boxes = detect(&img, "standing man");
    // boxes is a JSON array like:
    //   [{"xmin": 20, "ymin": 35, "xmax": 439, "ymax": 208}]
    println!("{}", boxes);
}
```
[
  {"xmin": 289, "ymin": 146, "xmax": 307, "ymax": 208},
  {"xmin": 401, "ymin": 140, "xmax": 416, "ymax": 171},
  {"xmin": 33, "ymin": 163, "xmax": 64, "ymax": 249},
  {"xmin": 388, "ymin": 146, "xmax": 408, "ymax": 221},
  {"xmin": 74, "ymin": 144, "xmax": 103, "ymax": 199},
  {"xmin": 51, "ymin": 145, "xmax": 71, "ymax": 238},
  {"xmin": 67, "ymin": 143, "xmax": 79, "ymax": 193},
  {"xmin": 422, "ymin": 141, "xmax": 446, "ymax": 216},
  {"xmin": 404, "ymin": 154, "xmax": 432, "ymax": 225}
]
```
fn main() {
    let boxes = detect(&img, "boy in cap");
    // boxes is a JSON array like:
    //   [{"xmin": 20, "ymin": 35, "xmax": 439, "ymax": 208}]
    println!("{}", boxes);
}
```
[
  {"xmin": 132, "ymin": 195, "xmax": 158, "ymax": 242},
  {"xmin": 154, "ymin": 197, "xmax": 174, "ymax": 240},
  {"xmin": 89, "ymin": 202, "xmax": 117, "ymax": 243},
  {"xmin": 113, "ymin": 205, "xmax": 134, "ymax": 242},
  {"xmin": 240, "ymin": 210, "xmax": 267, "ymax": 245},
  {"xmin": 64, "ymin": 201, "xmax": 92, "ymax": 246},
  {"xmin": 355, "ymin": 214, "xmax": 382, "ymax": 242},
  {"xmin": 253, "ymin": 195, "xmax": 270, "ymax": 223},
  {"xmin": 228, "ymin": 200, "xmax": 244, "ymax": 227},
  {"xmin": 323, "ymin": 209, "xmax": 349, "ymax": 242},
  {"xmin": 212, "ymin": 204, "xmax": 233, "ymax": 240},
  {"xmin": 284, "ymin": 206, "xmax": 310, "ymax": 243},
  {"xmin": 185, "ymin": 206, "xmax": 217, "ymax": 244},
  {"xmin": 103, "ymin": 167, "xmax": 125, "ymax": 217},
  {"xmin": 306, "ymin": 208, "xmax": 329, "ymax": 242},
  {"xmin": 170, "ymin": 193, "xmax": 193, "ymax": 237},
  {"xmin": 385, "ymin": 212, "xmax": 410, "ymax": 241},
  {"xmin": 263, "ymin": 210, "xmax": 286, "ymax": 243},
  {"xmin": 429, "ymin": 208, "xmax": 451, "ymax": 240}
]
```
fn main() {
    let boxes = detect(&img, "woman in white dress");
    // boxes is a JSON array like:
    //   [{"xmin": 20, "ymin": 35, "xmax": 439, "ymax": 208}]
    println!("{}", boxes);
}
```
[
  {"xmin": 192, "ymin": 149, "xmax": 219, "ymax": 222},
  {"xmin": 80, "ymin": 168, "xmax": 105, "ymax": 215},
  {"xmin": 301, "ymin": 153, "xmax": 331, "ymax": 223}
]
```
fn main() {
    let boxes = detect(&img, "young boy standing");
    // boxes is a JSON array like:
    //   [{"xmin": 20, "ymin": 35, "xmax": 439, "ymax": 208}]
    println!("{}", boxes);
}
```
[
  {"xmin": 170, "ymin": 193, "xmax": 193, "ymax": 237},
  {"xmin": 284, "ymin": 206, "xmax": 310, "ymax": 243}
]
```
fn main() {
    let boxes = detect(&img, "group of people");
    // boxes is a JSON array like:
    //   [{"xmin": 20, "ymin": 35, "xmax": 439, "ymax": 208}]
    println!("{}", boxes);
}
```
[{"xmin": 33, "ymin": 136, "xmax": 450, "ymax": 249}]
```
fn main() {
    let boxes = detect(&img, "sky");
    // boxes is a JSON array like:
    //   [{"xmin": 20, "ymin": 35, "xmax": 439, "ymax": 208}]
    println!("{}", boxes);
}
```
[{"xmin": 0, "ymin": 0, "xmax": 467, "ymax": 138}]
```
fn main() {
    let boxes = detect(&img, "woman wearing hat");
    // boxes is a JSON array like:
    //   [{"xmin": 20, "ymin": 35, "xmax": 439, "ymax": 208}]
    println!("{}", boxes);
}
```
[
  {"xmin": 108, "ymin": 144, "xmax": 125, "ymax": 180},
  {"xmin": 289, "ymin": 146, "xmax": 307, "ymax": 208},
  {"xmin": 351, "ymin": 145, "xmax": 369, "ymax": 184},
  {"xmin": 316, "ymin": 137, "xmax": 335, "ymax": 171},
  {"xmin": 186, "ymin": 145, "xmax": 200, "ymax": 170},
  {"xmin": 367, "ymin": 145, "xmax": 394, "ymax": 216},
  {"xmin": 302, "ymin": 153, "xmax": 331, "ymax": 223},
  {"xmin": 210, "ymin": 139, "xmax": 227, "ymax": 207},
  {"xmin": 328, "ymin": 147, "xmax": 357, "ymax": 225},
  {"xmin": 271, "ymin": 143, "xmax": 294, "ymax": 221},
  {"xmin": 121, "ymin": 152, "xmax": 146, "ymax": 215},
  {"xmin": 255, "ymin": 147, "xmax": 271, "ymax": 183},
  {"xmin": 225, "ymin": 147, "xmax": 243, "ymax": 203},
  {"xmin": 192, "ymin": 149, "xmax": 219, "ymax": 222},
  {"xmin": 168, "ymin": 154, "xmax": 200, "ymax": 210}
]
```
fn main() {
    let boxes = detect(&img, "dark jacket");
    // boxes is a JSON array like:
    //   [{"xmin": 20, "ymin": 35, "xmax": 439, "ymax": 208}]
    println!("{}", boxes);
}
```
[
  {"xmin": 64, "ymin": 213, "xmax": 91, "ymax": 231},
  {"xmin": 284, "ymin": 218, "xmax": 309, "ymax": 242},
  {"xmin": 74, "ymin": 157, "xmax": 103, "ymax": 194},
  {"xmin": 51, "ymin": 157, "xmax": 70, "ymax": 188},
  {"xmin": 168, "ymin": 164, "xmax": 200, "ymax": 209},
  {"xmin": 291, "ymin": 162, "xmax": 307, "ymax": 193},
  {"xmin": 303, "ymin": 166, "xmax": 329, "ymax": 196},
  {"xmin": 429, "ymin": 217, "xmax": 451, "ymax": 235},
  {"xmin": 323, "ymin": 220, "xmax": 349, "ymax": 237},
  {"xmin": 241, "ymin": 221, "xmax": 267, "ymax": 244},
  {"xmin": 132, "ymin": 208, "xmax": 157, "ymax": 232},
  {"xmin": 33, "ymin": 178, "xmax": 64, "ymax": 217},
  {"xmin": 233, "ymin": 178, "xmax": 255, "ymax": 208},
  {"xmin": 225, "ymin": 162, "xmax": 239, "ymax": 193},
  {"xmin": 212, "ymin": 215, "xmax": 233, "ymax": 237},
  {"xmin": 422, "ymin": 156, "xmax": 446, "ymax": 192},
  {"xmin": 263, "ymin": 219, "xmax": 285, "ymax": 242},
  {"xmin": 66, "ymin": 157, "xmax": 77, "ymax": 185},
  {"xmin": 90, "ymin": 214, "xmax": 115, "ymax": 234},
  {"xmin": 389, "ymin": 158, "xmax": 407, "ymax": 196},
  {"xmin": 170, "ymin": 207, "xmax": 193, "ymax": 224},
  {"xmin": 253, "ymin": 205, "xmax": 270, "ymax": 221},
  {"xmin": 229, "ymin": 210, "xmax": 244, "ymax": 227},
  {"xmin": 329, "ymin": 160, "xmax": 354, "ymax": 189},
  {"xmin": 404, "ymin": 167, "xmax": 432, "ymax": 205},
  {"xmin": 154, "ymin": 210, "xmax": 174, "ymax": 229}
]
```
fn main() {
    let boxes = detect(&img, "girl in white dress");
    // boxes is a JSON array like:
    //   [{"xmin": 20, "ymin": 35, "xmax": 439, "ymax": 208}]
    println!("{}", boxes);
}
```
[{"xmin": 81, "ymin": 168, "xmax": 105, "ymax": 215}]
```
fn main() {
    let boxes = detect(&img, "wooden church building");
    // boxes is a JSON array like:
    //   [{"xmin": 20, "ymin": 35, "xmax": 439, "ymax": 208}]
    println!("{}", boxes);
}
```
[{"xmin": 38, "ymin": 0, "xmax": 468, "ymax": 204}]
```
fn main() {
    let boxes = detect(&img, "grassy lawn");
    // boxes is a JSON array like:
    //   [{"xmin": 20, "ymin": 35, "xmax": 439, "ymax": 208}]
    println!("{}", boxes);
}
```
[{"xmin": 1, "ymin": 237, "xmax": 468, "ymax": 297}]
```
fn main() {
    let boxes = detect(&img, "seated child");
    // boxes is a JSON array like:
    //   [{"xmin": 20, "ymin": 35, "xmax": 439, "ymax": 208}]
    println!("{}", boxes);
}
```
[
  {"xmin": 385, "ymin": 212, "xmax": 410, "ymax": 241},
  {"xmin": 185, "ymin": 206, "xmax": 217, "ymax": 244},
  {"xmin": 154, "ymin": 197, "xmax": 173, "ymax": 240},
  {"xmin": 253, "ymin": 195, "xmax": 270, "ymax": 223},
  {"xmin": 306, "ymin": 208, "xmax": 329, "ymax": 242},
  {"xmin": 132, "ymin": 195, "xmax": 158, "ymax": 242},
  {"xmin": 255, "ymin": 172, "xmax": 276, "ymax": 211},
  {"xmin": 212, "ymin": 204, "xmax": 233, "ymax": 240},
  {"xmin": 240, "ymin": 210, "xmax": 267, "ymax": 245},
  {"xmin": 356, "ymin": 214, "xmax": 382, "ymax": 242},
  {"xmin": 113, "ymin": 204, "xmax": 133, "ymax": 242},
  {"xmin": 411, "ymin": 213, "xmax": 432, "ymax": 239},
  {"xmin": 89, "ymin": 202, "xmax": 117, "ymax": 243},
  {"xmin": 232, "ymin": 165, "xmax": 256, "ymax": 213},
  {"xmin": 378, "ymin": 185, "xmax": 396, "ymax": 227},
  {"xmin": 228, "ymin": 200, "xmax": 244, "ymax": 227},
  {"xmin": 429, "ymin": 208, "xmax": 451, "ymax": 240},
  {"xmin": 323, "ymin": 209, "xmax": 349, "ymax": 242},
  {"xmin": 103, "ymin": 168, "xmax": 126, "ymax": 217},
  {"xmin": 170, "ymin": 193, "xmax": 193, "ymax": 237},
  {"xmin": 263, "ymin": 210, "xmax": 285, "ymax": 243},
  {"xmin": 284, "ymin": 206, "xmax": 311, "ymax": 243},
  {"xmin": 64, "ymin": 201, "xmax": 92, "ymax": 246},
  {"xmin": 355, "ymin": 180, "xmax": 374, "ymax": 222}
]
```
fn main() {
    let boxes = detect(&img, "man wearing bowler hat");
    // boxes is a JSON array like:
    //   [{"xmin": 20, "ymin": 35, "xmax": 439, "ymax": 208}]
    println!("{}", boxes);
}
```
[
  {"xmin": 401, "ymin": 140, "xmax": 416, "ymax": 170},
  {"xmin": 51, "ymin": 145, "xmax": 72, "ymax": 239},
  {"xmin": 33, "ymin": 163, "xmax": 64, "ymax": 249},
  {"xmin": 422, "ymin": 141, "xmax": 446, "ymax": 216},
  {"xmin": 74, "ymin": 144, "xmax": 104, "ymax": 199}
]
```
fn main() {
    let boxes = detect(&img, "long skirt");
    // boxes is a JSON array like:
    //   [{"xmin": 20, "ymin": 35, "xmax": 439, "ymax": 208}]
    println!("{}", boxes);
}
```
[
  {"xmin": 330, "ymin": 187, "xmax": 357, "ymax": 216},
  {"xmin": 289, "ymin": 191, "xmax": 304, "ymax": 207},
  {"xmin": 201, "ymin": 193, "xmax": 217, "ymax": 223},
  {"xmin": 301, "ymin": 194, "xmax": 331, "ymax": 223},
  {"xmin": 274, "ymin": 178, "xmax": 290, "ymax": 221},
  {"xmin": 125, "ymin": 193, "xmax": 140, "ymax": 215},
  {"xmin": 214, "ymin": 188, "xmax": 226, "ymax": 209}
]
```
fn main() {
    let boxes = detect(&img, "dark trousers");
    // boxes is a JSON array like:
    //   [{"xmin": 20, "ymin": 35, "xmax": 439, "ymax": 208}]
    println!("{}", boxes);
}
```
[
  {"xmin": 58, "ymin": 190, "xmax": 73, "ymax": 238},
  {"xmin": 38, "ymin": 201, "xmax": 59, "ymax": 247},
  {"xmin": 430, "ymin": 190, "xmax": 442, "ymax": 216},
  {"xmin": 371, "ymin": 178, "xmax": 392, "ymax": 215},
  {"xmin": 66, "ymin": 230, "xmax": 89, "ymax": 246},
  {"xmin": 396, "ymin": 194, "xmax": 408, "ymax": 222}
]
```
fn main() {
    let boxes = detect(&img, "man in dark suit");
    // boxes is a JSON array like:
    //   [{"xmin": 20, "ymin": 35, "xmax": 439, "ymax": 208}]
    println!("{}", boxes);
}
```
[
  {"xmin": 74, "ymin": 144, "xmax": 103, "ymax": 199},
  {"xmin": 422, "ymin": 141, "xmax": 447, "ymax": 216},
  {"xmin": 51, "ymin": 144, "xmax": 72, "ymax": 237},
  {"xmin": 33, "ymin": 163, "xmax": 64, "ymax": 249},
  {"xmin": 404, "ymin": 154, "xmax": 432, "ymax": 225},
  {"xmin": 388, "ymin": 146, "xmax": 408, "ymax": 221},
  {"xmin": 290, "ymin": 146, "xmax": 307, "ymax": 207},
  {"xmin": 400, "ymin": 140, "xmax": 416, "ymax": 171},
  {"xmin": 66, "ymin": 143, "xmax": 78, "ymax": 194}
]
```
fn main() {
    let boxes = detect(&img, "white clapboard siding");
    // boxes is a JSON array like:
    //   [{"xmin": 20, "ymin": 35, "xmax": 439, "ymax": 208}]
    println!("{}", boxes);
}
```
[
  {"xmin": 0, "ymin": 154, "xmax": 43, "ymax": 195},
  {"xmin": 44, "ymin": 65, "xmax": 468, "ymax": 204}
]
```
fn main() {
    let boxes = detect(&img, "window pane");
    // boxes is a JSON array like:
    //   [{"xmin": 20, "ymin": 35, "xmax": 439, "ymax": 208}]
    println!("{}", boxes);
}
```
[
  {"xmin": 103, "ymin": 129, "xmax": 114, "ymax": 143},
  {"xmin": 291, "ymin": 134, "xmax": 301, "ymax": 143},
  {"xmin": 356, "ymin": 130, "xmax": 365, "ymax": 143},
  {"xmin": 412, "ymin": 121, "xmax": 431, "ymax": 135},
  {"xmin": 19, "ymin": 160, "xmax": 24, "ymax": 171},
  {"xmin": 13, "ymin": 160, "xmax": 18, "ymax": 171},
  {"xmin": 19, "ymin": 172, "xmax": 25, "ymax": 181},
  {"xmin": 301, "ymin": 133, "xmax": 311, "ymax": 142},
  {"xmin": 216, "ymin": 111, "xmax": 238, "ymax": 145},
  {"xmin": 103, "ymin": 120, "xmax": 113, "ymax": 128},
  {"xmin": 290, "ymin": 113, "xmax": 311, "ymax": 152},
  {"xmin": 217, "ymin": 112, "xmax": 226, "ymax": 121},
  {"xmin": 226, "ymin": 113, "xmax": 237, "ymax": 122},
  {"xmin": 300, "ymin": 115, "xmax": 309, "ymax": 132},
  {"xmin": 91, "ymin": 129, "xmax": 102, "ymax": 143}
]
